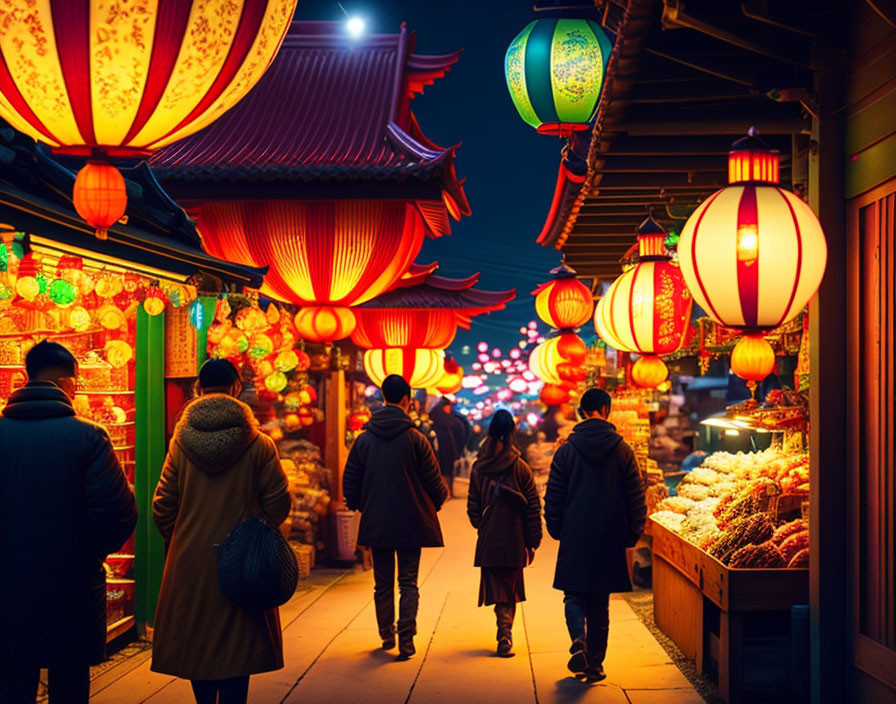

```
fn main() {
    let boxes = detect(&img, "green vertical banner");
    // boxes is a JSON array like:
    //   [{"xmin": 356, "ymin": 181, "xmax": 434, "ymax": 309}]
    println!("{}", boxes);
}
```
[
  {"xmin": 135, "ymin": 308, "xmax": 167, "ymax": 629},
  {"xmin": 195, "ymin": 295, "xmax": 217, "ymax": 368}
]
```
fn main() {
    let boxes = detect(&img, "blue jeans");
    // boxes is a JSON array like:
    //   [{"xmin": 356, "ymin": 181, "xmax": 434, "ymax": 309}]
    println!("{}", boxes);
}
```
[{"xmin": 563, "ymin": 591, "xmax": 610, "ymax": 666}]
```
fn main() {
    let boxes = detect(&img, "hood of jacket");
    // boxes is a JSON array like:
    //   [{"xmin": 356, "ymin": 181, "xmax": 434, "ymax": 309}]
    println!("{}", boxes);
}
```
[
  {"xmin": 566, "ymin": 418, "xmax": 623, "ymax": 465},
  {"xmin": 363, "ymin": 405, "xmax": 415, "ymax": 440},
  {"xmin": 1, "ymin": 381, "xmax": 76, "ymax": 420},
  {"xmin": 175, "ymin": 394, "xmax": 259, "ymax": 474},
  {"xmin": 473, "ymin": 438, "xmax": 520, "ymax": 475}
]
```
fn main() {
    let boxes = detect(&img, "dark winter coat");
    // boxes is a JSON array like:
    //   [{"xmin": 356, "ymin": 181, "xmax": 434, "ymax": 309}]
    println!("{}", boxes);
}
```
[
  {"xmin": 151, "ymin": 394, "xmax": 291, "ymax": 680},
  {"xmin": 544, "ymin": 418, "xmax": 646, "ymax": 594},
  {"xmin": 430, "ymin": 400, "xmax": 461, "ymax": 477},
  {"xmin": 0, "ymin": 381, "xmax": 137, "ymax": 666},
  {"xmin": 467, "ymin": 439, "xmax": 542, "ymax": 568},
  {"xmin": 343, "ymin": 405, "xmax": 448, "ymax": 548}
]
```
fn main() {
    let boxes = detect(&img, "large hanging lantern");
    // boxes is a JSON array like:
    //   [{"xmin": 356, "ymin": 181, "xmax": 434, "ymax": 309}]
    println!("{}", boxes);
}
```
[
  {"xmin": 505, "ymin": 18, "xmax": 613, "ymax": 136},
  {"xmin": 364, "ymin": 349, "xmax": 445, "ymax": 389},
  {"xmin": 352, "ymin": 309, "xmax": 459, "ymax": 350},
  {"xmin": 596, "ymin": 217, "xmax": 693, "ymax": 388},
  {"xmin": 678, "ymin": 128, "xmax": 827, "ymax": 389},
  {"xmin": 196, "ymin": 200, "xmax": 429, "ymax": 341},
  {"xmin": 533, "ymin": 265, "xmax": 594, "ymax": 330},
  {"xmin": 294, "ymin": 306, "xmax": 356, "ymax": 344},
  {"xmin": 0, "ymin": 0, "xmax": 297, "ymax": 238},
  {"xmin": 528, "ymin": 337, "xmax": 564, "ymax": 385}
]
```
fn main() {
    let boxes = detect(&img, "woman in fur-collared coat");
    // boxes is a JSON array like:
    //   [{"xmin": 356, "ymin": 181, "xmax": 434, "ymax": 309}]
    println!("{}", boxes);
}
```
[{"xmin": 151, "ymin": 360, "xmax": 290, "ymax": 704}]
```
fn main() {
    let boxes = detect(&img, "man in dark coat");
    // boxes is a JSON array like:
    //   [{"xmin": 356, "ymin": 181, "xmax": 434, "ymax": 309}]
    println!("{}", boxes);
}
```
[
  {"xmin": 343, "ymin": 375, "xmax": 448, "ymax": 661},
  {"xmin": 0, "ymin": 341, "xmax": 137, "ymax": 703},
  {"xmin": 430, "ymin": 397, "xmax": 461, "ymax": 496},
  {"xmin": 544, "ymin": 388, "xmax": 646, "ymax": 683}
]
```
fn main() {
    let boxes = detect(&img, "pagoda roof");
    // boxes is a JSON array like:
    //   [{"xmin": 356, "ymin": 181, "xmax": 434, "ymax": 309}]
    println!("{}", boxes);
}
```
[
  {"xmin": 150, "ymin": 21, "xmax": 470, "ymax": 220},
  {"xmin": 0, "ymin": 124, "xmax": 265, "ymax": 289},
  {"xmin": 358, "ymin": 271, "xmax": 515, "ymax": 322}
]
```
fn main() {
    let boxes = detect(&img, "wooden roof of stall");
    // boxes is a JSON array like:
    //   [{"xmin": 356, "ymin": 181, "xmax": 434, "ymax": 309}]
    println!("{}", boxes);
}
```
[{"xmin": 540, "ymin": 0, "xmax": 826, "ymax": 280}]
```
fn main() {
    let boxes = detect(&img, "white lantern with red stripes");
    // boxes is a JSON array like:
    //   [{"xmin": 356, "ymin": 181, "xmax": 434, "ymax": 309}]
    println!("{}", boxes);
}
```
[
  {"xmin": 678, "ymin": 128, "xmax": 827, "ymax": 388},
  {"xmin": 595, "ymin": 216, "xmax": 692, "ymax": 387},
  {"xmin": 363, "ymin": 349, "xmax": 445, "ymax": 389}
]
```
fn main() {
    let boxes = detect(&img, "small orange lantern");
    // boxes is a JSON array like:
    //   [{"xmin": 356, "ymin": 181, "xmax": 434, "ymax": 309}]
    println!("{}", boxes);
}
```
[
  {"xmin": 540, "ymin": 384, "xmax": 568, "ymax": 406},
  {"xmin": 556, "ymin": 333, "xmax": 587, "ymax": 365},
  {"xmin": 533, "ymin": 265, "xmax": 594, "ymax": 330},
  {"xmin": 631, "ymin": 356, "xmax": 669, "ymax": 389},
  {"xmin": 294, "ymin": 306, "xmax": 355, "ymax": 342},
  {"xmin": 72, "ymin": 162, "xmax": 128, "ymax": 240},
  {"xmin": 729, "ymin": 333, "xmax": 775, "ymax": 395},
  {"xmin": 143, "ymin": 284, "xmax": 166, "ymax": 316}
]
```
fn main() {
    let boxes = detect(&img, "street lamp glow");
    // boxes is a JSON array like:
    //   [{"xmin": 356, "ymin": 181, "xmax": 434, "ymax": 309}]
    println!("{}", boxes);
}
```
[{"xmin": 346, "ymin": 16, "xmax": 366, "ymax": 38}]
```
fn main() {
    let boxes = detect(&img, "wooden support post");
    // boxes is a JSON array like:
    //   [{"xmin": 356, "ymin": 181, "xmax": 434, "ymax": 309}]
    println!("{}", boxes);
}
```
[{"xmin": 325, "ymin": 368, "xmax": 347, "ymax": 510}]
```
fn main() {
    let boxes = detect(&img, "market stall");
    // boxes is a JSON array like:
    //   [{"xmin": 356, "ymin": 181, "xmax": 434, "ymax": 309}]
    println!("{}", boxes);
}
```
[{"xmin": 0, "ymin": 126, "xmax": 264, "ymax": 639}]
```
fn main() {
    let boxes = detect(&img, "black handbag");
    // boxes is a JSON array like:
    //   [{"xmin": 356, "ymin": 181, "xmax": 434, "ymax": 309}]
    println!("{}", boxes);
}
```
[{"xmin": 216, "ymin": 474, "xmax": 298, "ymax": 610}]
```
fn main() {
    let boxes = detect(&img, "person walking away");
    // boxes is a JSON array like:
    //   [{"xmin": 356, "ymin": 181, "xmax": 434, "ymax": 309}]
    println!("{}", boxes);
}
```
[
  {"xmin": 525, "ymin": 430, "xmax": 555, "ymax": 498},
  {"xmin": 151, "ymin": 359, "xmax": 291, "ymax": 704},
  {"xmin": 0, "ymin": 341, "xmax": 137, "ymax": 704},
  {"xmin": 343, "ymin": 375, "xmax": 448, "ymax": 660},
  {"xmin": 466, "ymin": 410, "xmax": 541, "ymax": 656},
  {"xmin": 430, "ymin": 396, "xmax": 461, "ymax": 496},
  {"xmin": 544, "ymin": 389, "xmax": 646, "ymax": 683}
]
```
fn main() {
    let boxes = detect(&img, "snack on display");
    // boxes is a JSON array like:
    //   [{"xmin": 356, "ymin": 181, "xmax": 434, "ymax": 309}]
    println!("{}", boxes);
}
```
[{"xmin": 650, "ymin": 447, "xmax": 811, "ymax": 569}]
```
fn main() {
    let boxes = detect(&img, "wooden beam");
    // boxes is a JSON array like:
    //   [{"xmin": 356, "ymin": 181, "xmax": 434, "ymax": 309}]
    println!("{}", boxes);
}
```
[
  {"xmin": 592, "ymin": 154, "xmax": 727, "ymax": 172},
  {"xmin": 594, "ymin": 134, "xmax": 793, "ymax": 156},
  {"xmin": 592, "ymin": 172, "xmax": 726, "ymax": 189}
]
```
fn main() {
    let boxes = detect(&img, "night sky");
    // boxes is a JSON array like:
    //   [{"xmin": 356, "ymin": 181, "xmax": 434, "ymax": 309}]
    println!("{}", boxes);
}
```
[{"xmin": 295, "ymin": 0, "xmax": 566, "ymax": 363}]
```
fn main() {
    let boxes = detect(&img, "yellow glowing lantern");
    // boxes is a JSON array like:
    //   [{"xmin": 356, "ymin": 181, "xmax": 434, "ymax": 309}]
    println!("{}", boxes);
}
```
[
  {"xmin": 275, "ymin": 350, "xmax": 299, "ymax": 372},
  {"xmin": 528, "ymin": 337, "xmax": 565, "ymax": 385},
  {"xmin": 631, "ymin": 355, "xmax": 669, "ymax": 389},
  {"xmin": 363, "ymin": 349, "xmax": 445, "ymax": 389},
  {"xmin": 0, "ymin": 0, "xmax": 298, "ymax": 237},
  {"xmin": 678, "ymin": 129, "xmax": 827, "ymax": 389},
  {"xmin": 105, "ymin": 340, "xmax": 133, "ymax": 369}
]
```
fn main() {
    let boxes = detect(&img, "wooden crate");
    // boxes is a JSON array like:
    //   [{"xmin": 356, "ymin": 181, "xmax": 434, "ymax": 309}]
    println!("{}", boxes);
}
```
[{"xmin": 650, "ymin": 520, "xmax": 809, "ymax": 704}]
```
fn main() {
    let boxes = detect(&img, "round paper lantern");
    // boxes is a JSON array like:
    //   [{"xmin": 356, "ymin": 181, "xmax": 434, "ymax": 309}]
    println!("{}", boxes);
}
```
[
  {"xmin": 14, "ymin": 253, "xmax": 40, "ymax": 302},
  {"xmin": 678, "ymin": 129, "xmax": 827, "ymax": 336},
  {"xmin": 556, "ymin": 361, "xmax": 585, "ymax": 384},
  {"xmin": 729, "ymin": 333, "xmax": 775, "ymax": 385},
  {"xmin": 528, "ymin": 337, "xmax": 564, "ymax": 385},
  {"xmin": 594, "ymin": 287, "xmax": 635, "ymax": 352},
  {"xmin": 631, "ymin": 356, "xmax": 668, "ymax": 389},
  {"xmin": 557, "ymin": 332, "xmax": 586, "ymax": 365},
  {"xmin": 363, "ymin": 349, "xmax": 445, "ymax": 389},
  {"xmin": 143, "ymin": 285, "xmax": 166, "ymax": 316},
  {"xmin": 94, "ymin": 273, "xmax": 123, "ymax": 298},
  {"xmin": 294, "ymin": 306, "xmax": 356, "ymax": 343},
  {"xmin": 69, "ymin": 306, "xmax": 91, "ymax": 331},
  {"xmin": 599, "ymin": 218, "xmax": 693, "ymax": 359},
  {"xmin": 533, "ymin": 267, "xmax": 594, "ymax": 330},
  {"xmin": 540, "ymin": 384, "xmax": 569, "ymax": 406},
  {"xmin": 97, "ymin": 304, "xmax": 126, "ymax": 330},
  {"xmin": 265, "ymin": 372, "xmax": 288, "ymax": 394},
  {"xmin": 352, "ymin": 309, "xmax": 459, "ymax": 350},
  {"xmin": 248, "ymin": 333, "xmax": 274, "ymax": 359},
  {"xmin": 0, "ymin": 0, "xmax": 297, "ymax": 237},
  {"xmin": 274, "ymin": 350, "xmax": 299, "ymax": 372},
  {"xmin": 505, "ymin": 18, "xmax": 613, "ymax": 136},
  {"xmin": 105, "ymin": 340, "xmax": 133, "ymax": 369},
  {"xmin": 197, "ymin": 200, "xmax": 429, "ymax": 341},
  {"xmin": 72, "ymin": 162, "xmax": 127, "ymax": 240},
  {"xmin": 48, "ymin": 279, "xmax": 77, "ymax": 307}
]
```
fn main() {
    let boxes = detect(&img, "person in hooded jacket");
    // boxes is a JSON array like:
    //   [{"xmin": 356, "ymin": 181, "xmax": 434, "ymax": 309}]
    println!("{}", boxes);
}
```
[
  {"xmin": 343, "ymin": 375, "xmax": 448, "ymax": 661},
  {"xmin": 151, "ymin": 359, "xmax": 291, "ymax": 704},
  {"xmin": 466, "ymin": 410, "xmax": 542, "ymax": 657},
  {"xmin": 0, "ymin": 341, "xmax": 137, "ymax": 704},
  {"xmin": 544, "ymin": 388, "xmax": 646, "ymax": 683}
]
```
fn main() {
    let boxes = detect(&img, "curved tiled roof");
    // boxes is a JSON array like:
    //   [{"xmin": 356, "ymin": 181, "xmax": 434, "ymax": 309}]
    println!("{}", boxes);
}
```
[{"xmin": 150, "ymin": 21, "xmax": 467, "ymax": 208}]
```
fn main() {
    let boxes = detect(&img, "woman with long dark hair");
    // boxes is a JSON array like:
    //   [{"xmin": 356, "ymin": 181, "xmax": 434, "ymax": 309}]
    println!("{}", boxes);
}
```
[{"xmin": 466, "ymin": 409, "xmax": 542, "ymax": 656}]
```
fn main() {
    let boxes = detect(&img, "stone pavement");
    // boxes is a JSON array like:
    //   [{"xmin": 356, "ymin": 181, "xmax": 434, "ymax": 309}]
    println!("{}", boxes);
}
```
[{"xmin": 90, "ymin": 499, "xmax": 703, "ymax": 703}]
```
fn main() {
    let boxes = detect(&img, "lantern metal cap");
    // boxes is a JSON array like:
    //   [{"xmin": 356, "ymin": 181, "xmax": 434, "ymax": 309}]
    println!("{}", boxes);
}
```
[
  {"xmin": 730, "ymin": 126, "xmax": 773, "ymax": 153},
  {"xmin": 550, "ymin": 263, "xmax": 579, "ymax": 279}
]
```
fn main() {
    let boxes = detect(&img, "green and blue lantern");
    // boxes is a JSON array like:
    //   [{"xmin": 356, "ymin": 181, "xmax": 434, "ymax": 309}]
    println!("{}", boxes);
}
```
[{"xmin": 505, "ymin": 18, "xmax": 613, "ymax": 136}]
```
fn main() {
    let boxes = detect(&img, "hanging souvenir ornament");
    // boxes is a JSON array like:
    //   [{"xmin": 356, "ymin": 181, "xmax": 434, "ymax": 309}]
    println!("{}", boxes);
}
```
[
  {"xmin": 266, "ymin": 304, "xmax": 281, "ymax": 325},
  {"xmin": 105, "ymin": 340, "xmax": 134, "ymax": 369},
  {"xmin": 236, "ymin": 306, "xmax": 268, "ymax": 332},
  {"xmin": 14, "ymin": 253, "xmax": 40, "ymax": 302},
  {"xmin": 189, "ymin": 299, "xmax": 205, "ymax": 330},
  {"xmin": 248, "ymin": 333, "xmax": 274, "ymax": 360},
  {"xmin": 274, "ymin": 350, "xmax": 299, "ymax": 372},
  {"xmin": 265, "ymin": 372, "xmax": 288, "ymax": 393},
  {"xmin": 94, "ymin": 273, "xmax": 123, "ymax": 298},
  {"xmin": 97, "ymin": 304, "xmax": 126, "ymax": 330},
  {"xmin": 143, "ymin": 284, "xmax": 166, "ymax": 316},
  {"xmin": 48, "ymin": 279, "xmax": 78, "ymax": 307},
  {"xmin": 69, "ymin": 306, "xmax": 92, "ymax": 331},
  {"xmin": 215, "ymin": 295, "xmax": 232, "ymax": 323}
]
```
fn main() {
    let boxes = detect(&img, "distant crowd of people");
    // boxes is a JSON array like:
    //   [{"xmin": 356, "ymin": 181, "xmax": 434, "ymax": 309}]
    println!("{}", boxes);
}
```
[{"xmin": 0, "ymin": 342, "xmax": 646, "ymax": 704}]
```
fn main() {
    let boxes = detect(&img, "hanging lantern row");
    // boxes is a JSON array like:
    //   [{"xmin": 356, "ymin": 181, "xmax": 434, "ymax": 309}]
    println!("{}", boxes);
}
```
[
  {"xmin": 0, "ymin": 0, "xmax": 297, "ymax": 239},
  {"xmin": 593, "ymin": 216, "xmax": 692, "ymax": 389},
  {"xmin": 678, "ymin": 128, "xmax": 827, "ymax": 396}
]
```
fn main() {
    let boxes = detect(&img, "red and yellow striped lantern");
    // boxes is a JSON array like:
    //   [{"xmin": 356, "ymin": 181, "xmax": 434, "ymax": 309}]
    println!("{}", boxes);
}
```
[
  {"xmin": 596, "ymin": 218, "xmax": 692, "ymax": 388},
  {"xmin": 352, "ymin": 309, "xmax": 459, "ymax": 350},
  {"xmin": 363, "ymin": 348, "xmax": 445, "ymax": 389},
  {"xmin": 678, "ymin": 129, "xmax": 827, "ymax": 384},
  {"xmin": 528, "ymin": 337, "xmax": 564, "ymax": 385},
  {"xmin": 0, "ymin": 0, "xmax": 296, "ymax": 237},
  {"xmin": 533, "ymin": 266, "xmax": 594, "ymax": 330}
]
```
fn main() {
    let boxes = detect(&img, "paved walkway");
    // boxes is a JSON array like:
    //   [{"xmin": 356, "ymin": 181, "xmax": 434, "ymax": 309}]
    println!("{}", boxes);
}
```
[{"xmin": 90, "ymin": 499, "xmax": 703, "ymax": 703}]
